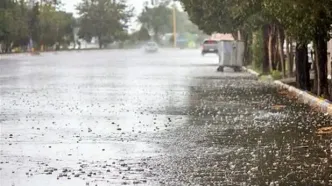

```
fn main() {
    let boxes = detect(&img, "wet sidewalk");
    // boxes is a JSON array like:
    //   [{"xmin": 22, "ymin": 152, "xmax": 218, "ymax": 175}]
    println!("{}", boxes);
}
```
[{"xmin": 1, "ymin": 50, "xmax": 332, "ymax": 185}]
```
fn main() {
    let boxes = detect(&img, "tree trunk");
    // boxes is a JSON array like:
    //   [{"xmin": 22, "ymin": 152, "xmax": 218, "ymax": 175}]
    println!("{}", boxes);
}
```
[
  {"xmin": 98, "ymin": 35, "xmax": 102, "ymax": 49},
  {"xmin": 286, "ymin": 37, "xmax": 291, "ymax": 77},
  {"xmin": 313, "ymin": 45, "xmax": 318, "ymax": 94},
  {"xmin": 153, "ymin": 28, "xmax": 160, "ymax": 44},
  {"xmin": 314, "ymin": 34, "xmax": 329, "ymax": 97},
  {"xmin": 273, "ymin": 33, "xmax": 278, "ymax": 70},
  {"xmin": 295, "ymin": 43, "xmax": 310, "ymax": 90},
  {"xmin": 268, "ymin": 27, "xmax": 273, "ymax": 72},
  {"xmin": 278, "ymin": 28, "xmax": 285, "ymax": 78},
  {"xmin": 232, "ymin": 32, "xmax": 238, "ymax": 41},
  {"xmin": 5, "ymin": 42, "xmax": 11, "ymax": 53},
  {"xmin": 242, "ymin": 31, "xmax": 250, "ymax": 66},
  {"xmin": 290, "ymin": 38, "xmax": 295, "ymax": 76},
  {"xmin": 262, "ymin": 24, "xmax": 270, "ymax": 74}
]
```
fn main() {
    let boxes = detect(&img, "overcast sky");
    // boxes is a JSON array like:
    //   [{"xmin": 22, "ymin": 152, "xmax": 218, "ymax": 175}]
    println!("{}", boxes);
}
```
[{"xmin": 62, "ymin": 0, "xmax": 145, "ymax": 17}]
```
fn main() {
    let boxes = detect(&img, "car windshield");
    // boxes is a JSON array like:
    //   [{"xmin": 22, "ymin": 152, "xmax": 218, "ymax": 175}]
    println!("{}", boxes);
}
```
[{"xmin": 147, "ymin": 42, "xmax": 156, "ymax": 46}]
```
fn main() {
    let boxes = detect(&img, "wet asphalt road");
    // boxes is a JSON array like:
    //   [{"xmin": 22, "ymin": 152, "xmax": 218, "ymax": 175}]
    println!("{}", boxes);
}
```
[{"xmin": 1, "ymin": 49, "xmax": 332, "ymax": 186}]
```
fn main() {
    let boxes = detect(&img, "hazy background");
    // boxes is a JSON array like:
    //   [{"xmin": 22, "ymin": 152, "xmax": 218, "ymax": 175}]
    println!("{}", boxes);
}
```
[
  {"xmin": 63, "ymin": 0, "xmax": 144, "ymax": 16},
  {"xmin": 0, "ymin": 0, "xmax": 204, "ymax": 52},
  {"xmin": 62, "ymin": 0, "xmax": 172, "ymax": 31}
]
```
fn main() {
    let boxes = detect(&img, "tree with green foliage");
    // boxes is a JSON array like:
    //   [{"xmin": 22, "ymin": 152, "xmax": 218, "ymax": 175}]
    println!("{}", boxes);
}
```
[
  {"xmin": 180, "ymin": 0, "xmax": 332, "ymax": 99},
  {"xmin": 77, "ymin": 0, "xmax": 133, "ymax": 49},
  {"xmin": 175, "ymin": 10, "xmax": 201, "ymax": 34},
  {"xmin": 264, "ymin": 0, "xmax": 332, "ymax": 97},
  {"xmin": 138, "ymin": 2, "xmax": 172, "ymax": 42},
  {"xmin": 138, "ymin": 2, "xmax": 200, "ymax": 43},
  {"xmin": 29, "ymin": 2, "xmax": 41, "ymax": 50},
  {"xmin": 136, "ymin": 26, "xmax": 151, "ymax": 41},
  {"xmin": 0, "ymin": 0, "xmax": 29, "ymax": 52},
  {"xmin": 127, "ymin": 26, "xmax": 150, "ymax": 46},
  {"xmin": 39, "ymin": 4, "xmax": 75, "ymax": 49},
  {"xmin": 0, "ymin": 0, "xmax": 75, "ymax": 52},
  {"xmin": 181, "ymin": 0, "xmax": 266, "ymax": 67}
]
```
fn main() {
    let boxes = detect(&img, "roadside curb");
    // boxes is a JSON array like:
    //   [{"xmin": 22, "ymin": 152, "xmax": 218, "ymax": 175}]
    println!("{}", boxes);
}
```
[
  {"xmin": 242, "ymin": 67, "xmax": 332, "ymax": 115},
  {"xmin": 242, "ymin": 67, "xmax": 260, "ymax": 76},
  {"xmin": 246, "ymin": 68, "xmax": 260, "ymax": 76}
]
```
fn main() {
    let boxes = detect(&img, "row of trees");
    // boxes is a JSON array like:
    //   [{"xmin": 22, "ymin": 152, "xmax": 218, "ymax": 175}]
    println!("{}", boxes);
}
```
[
  {"xmin": 1, "ymin": 0, "xmax": 204, "ymax": 51},
  {"xmin": 180, "ymin": 0, "xmax": 332, "ymax": 99},
  {"xmin": 0, "ymin": 0, "xmax": 75, "ymax": 52},
  {"xmin": 0, "ymin": 0, "xmax": 134, "ymax": 51}
]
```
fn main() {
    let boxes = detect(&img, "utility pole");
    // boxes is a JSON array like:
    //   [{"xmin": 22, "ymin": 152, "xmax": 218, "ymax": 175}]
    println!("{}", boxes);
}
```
[
  {"xmin": 172, "ymin": 2, "xmax": 176, "ymax": 48},
  {"xmin": 28, "ymin": 0, "xmax": 35, "ymax": 53}
]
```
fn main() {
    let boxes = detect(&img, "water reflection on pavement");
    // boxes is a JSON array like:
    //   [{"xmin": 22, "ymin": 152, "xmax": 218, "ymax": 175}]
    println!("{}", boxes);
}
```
[{"xmin": 0, "ymin": 49, "xmax": 331, "ymax": 185}]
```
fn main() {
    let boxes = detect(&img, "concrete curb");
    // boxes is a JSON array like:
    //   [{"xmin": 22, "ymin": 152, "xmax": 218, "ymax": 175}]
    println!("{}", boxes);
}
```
[
  {"xmin": 242, "ymin": 67, "xmax": 260, "ymax": 76},
  {"xmin": 246, "ymin": 68, "xmax": 260, "ymax": 76},
  {"xmin": 242, "ymin": 67, "xmax": 332, "ymax": 115}
]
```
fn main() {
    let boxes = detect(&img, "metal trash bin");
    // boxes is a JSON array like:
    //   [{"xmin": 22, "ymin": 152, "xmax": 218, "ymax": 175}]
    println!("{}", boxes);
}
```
[{"xmin": 217, "ymin": 40, "xmax": 245, "ymax": 72}]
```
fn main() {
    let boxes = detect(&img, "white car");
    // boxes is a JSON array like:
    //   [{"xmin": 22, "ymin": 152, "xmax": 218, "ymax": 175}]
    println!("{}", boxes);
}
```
[
  {"xmin": 201, "ymin": 39, "xmax": 219, "ymax": 55},
  {"xmin": 144, "ymin": 42, "xmax": 158, "ymax": 53}
]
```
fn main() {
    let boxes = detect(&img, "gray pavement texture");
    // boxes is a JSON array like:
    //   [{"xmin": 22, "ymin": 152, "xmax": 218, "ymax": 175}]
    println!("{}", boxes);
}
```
[{"xmin": 1, "ymin": 49, "xmax": 332, "ymax": 186}]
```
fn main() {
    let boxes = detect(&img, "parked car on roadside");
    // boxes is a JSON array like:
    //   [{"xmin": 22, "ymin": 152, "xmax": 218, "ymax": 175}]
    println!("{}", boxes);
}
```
[
  {"xmin": 144, "ymin": 41, "xmax": 158, "ymax": 53},
  {"xmin": 201, "ymin": 39, "xmax": 219, "ymax": 56}
]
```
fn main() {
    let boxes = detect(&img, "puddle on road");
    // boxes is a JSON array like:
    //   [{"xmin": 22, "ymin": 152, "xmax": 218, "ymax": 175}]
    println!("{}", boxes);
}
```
[{"xmin": 1, "ymin": 141, "xmax": 162, "ymax": 186}]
